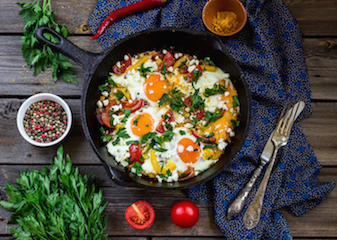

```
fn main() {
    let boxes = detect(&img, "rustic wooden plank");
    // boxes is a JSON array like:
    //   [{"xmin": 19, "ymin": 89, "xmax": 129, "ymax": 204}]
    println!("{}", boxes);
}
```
[
  {"xmin": 0, "ymin": 165, "xmax": 335, "ymax": 237},
  {"xmin": 1, "ymin": 98, "xmax": 337, "ymax": 166},
  {"xmin": 1, "ymin": 35, "xmax": 337, "ymax": 100},
  {"xmin": 1, "ymin": 0, "xmax": 337, "ymax": 37}
]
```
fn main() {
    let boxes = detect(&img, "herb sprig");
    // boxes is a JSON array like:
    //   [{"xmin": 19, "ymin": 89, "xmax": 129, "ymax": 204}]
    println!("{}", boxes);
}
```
[
  {"xmin": 17, "ymin": 0, "xmax": 76, "ymax": 84},
  {"xmin": 0, "ymin": 146, "xmax": 108, "ymax": 239}
]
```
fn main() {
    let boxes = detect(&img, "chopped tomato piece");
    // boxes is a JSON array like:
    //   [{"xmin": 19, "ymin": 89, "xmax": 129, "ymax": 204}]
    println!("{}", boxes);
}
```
[
  {"xmin": 125, "ymin": 200, "xmax": 155, "ymax": 230},
  {"xmin": 129, "ymin": 144, "xmax": 143, "ymax": 164},
  {"xmin": 101, "ymin": 111, "xmax": 113, "ymax": 128},
  {"xmin": 191, "ymin": 129, "xmax": 217, "ymax": 143},
  {"xmin": 122, "ymin": 99, "xmax": 144, "ymax": 113},
  {"xmin": 158, "ymin": 51, "xmax": 174, "ymax": 71},
  {"xmin": 185, "ymin": 65, "xmax": 203, "ymax": 83},
  {"xmin": 155, "ymin": 110, "xmax": 175, "ymax": 133},
  {"xmin": 112, "ymin": 53, "xmax": 132, "ymax": 75}
]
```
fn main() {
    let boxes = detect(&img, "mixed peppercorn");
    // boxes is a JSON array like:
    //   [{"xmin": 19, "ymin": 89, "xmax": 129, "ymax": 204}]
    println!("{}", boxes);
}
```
[{"xmin": 23, "ymin": 100, "xmax": 68, "ymax": 143}]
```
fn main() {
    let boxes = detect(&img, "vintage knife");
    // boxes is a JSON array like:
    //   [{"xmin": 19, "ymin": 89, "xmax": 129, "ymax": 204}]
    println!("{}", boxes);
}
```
[{"xmin": 227, "ymin": 101, "xmax": 305, "ymax": 220}]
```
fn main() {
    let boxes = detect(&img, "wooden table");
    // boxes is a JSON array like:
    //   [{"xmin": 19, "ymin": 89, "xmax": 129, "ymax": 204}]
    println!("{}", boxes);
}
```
[{"xmin": 0, "ymin": 0, "xmax": 336, "ymax": 239}]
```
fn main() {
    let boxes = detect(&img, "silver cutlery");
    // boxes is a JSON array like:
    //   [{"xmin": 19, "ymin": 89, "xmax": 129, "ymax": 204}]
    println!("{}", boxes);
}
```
[
  {"xmin": 227, "ymin": 101, "xmax": 305, "ymax": 220},
  {"xmin": 243, "ymin": 101, "xmax": 304, "ymax": 229}
]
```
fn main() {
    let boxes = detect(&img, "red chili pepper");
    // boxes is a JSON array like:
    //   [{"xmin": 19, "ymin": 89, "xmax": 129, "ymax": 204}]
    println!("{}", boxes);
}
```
[{"xmin": 91, "ymin": 0, "xmax": 167, "ymax": 40}]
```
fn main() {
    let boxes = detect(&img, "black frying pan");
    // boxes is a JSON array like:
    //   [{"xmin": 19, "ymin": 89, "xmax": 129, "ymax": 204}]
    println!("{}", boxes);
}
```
[{"xmin": 35, "ymin": 26, "xmax": 251, "ymax": 189}]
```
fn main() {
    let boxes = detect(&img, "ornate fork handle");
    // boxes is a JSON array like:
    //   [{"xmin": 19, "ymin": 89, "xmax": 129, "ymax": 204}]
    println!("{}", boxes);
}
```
[
  {"xmin": 227, "ymin": 162, "xmax": 266, "ymax": 219},
  {"xmin": 243, "ymin": 143, "xmax": 281, "ymax": 229}
]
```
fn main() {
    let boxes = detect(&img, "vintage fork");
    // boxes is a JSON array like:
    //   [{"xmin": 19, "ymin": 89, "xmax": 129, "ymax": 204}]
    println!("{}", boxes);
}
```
[{"xmin": 243, "ymin": 102, "xmax": 301, "ymax": 230}]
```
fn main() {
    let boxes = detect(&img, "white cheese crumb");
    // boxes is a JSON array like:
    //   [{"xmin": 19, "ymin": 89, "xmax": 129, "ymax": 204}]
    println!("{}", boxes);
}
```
[
  {"xmin": 102, "ymin": 99, "xmax": 109, "ymax": 106},
  {"xmin": 186, "ymin": 145, "xmax": 194, "ymax": 152},
  {"xmin": 116, "ymin": 61, "xmax": 121, "ymax": 68},
  {"xmin": 162, "ymin": 49, "xmax": 167, "ymax": 54},
  {"xmin": 101, "ymin": 91, "xmax": 109, "ymax": 97},
  {"xmin": 230, "ymin": 132, "xmax": 235, "ymax": 137},
  {"xmin": 224, "ymin": 91, "xmax": 230, "ymax": 97},
  {"xmin": 124, "ymin": 54, "xmax": 129, "ymax": 61},
  {"xmin": 149, "ymin": 90, "xmax": 155, "ymax": 94},
  {"xmin": 188, "ymin": 65, "xmax": 196, "ymax": 73},
  {"xmin": 96, "ymin": 100, "xmax": 103, "ymax": 108},
  {"xmin": 218, "ymin": 141, "xmax": 228, "ymax": 150},
  {"xmin": 177, "ymin": 145, "xmax": 184, "ymax": 153}
]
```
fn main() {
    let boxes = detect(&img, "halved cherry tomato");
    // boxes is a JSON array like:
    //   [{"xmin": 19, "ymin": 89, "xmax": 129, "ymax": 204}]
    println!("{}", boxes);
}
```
[
  {"xmin": 129, "ymin": 144, "xmax": 143, "ymax": 164},
  {"xmin": 158, "ymin": 51, "xmax": 174, "ymax": 71},
  {"xmin": 184, "ymin": 96, "xmax": 205, "ymax": 120},
  {"xmin": 101, "ymin": 111, "xmax": 113, "ymax": 128},
  {"xmin": 125, "ymin": 200, "xmax": 155, "ymax": 230},
  {"xmin": 191, "ymin": 129, "xmax": 217, "ymax": 143},
  {"xmin": 155, "ymin": 109, "xmax": 175, "ymax": 133},
  {"xmin": 112, "ymin": 53, "xmax": 132, "ymax": 75},
  {"xmin": 122, "ymin": 99, "xmax": 144, "ymax": 113},
  {"xmin": 170, "ymin": 200, "xmax": 199, "ymax": 228}
]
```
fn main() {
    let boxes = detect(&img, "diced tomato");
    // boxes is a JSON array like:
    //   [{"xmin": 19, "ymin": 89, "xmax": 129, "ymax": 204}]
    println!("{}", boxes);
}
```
[
  {"xmin": 125, "ymin": 200, "xmax": 155, "ymax": 230},
  {"xmin": 155, "ymin": 110, "xmax": 175, "ymax": 133},
  {"xmin": 122, "ymin": 99, "xmax": 144, "ymax": 113},
  {"xmin": 129, "ymin": 144, "xmax": 143, "ymax": 164},
  {"xmin": 112, "ymin": 53, "xmax": 132, "ymax": 75},
  {"xmin": 101, "ymin": 111, "xmax": 112, "ymax": 128},
  {"xmin": 191, "ymin": 129, "xmax": 217, "ymax": 143},
  {"xmin": 158, "ymin": 51, "xmax": 174, "ymax": 71}
]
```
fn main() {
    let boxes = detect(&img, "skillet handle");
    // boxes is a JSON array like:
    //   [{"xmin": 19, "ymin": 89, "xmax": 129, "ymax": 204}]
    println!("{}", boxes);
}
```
[{"xmin": 34, "ymin": 26, "xmax": 101, "ymax": 72}]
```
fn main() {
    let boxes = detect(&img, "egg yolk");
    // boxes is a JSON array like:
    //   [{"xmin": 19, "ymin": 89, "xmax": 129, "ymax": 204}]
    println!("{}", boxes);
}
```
[
  {"xmin": 131, "ymin": 113, "xmax": 154, "ymax": 137},
  {"xmin": 177, "ymin": 138, "xmax": 201, "ymax": 164},
  {"xmin": 143, "ymin": 74, "xmax": 168, "ymax": 102}
]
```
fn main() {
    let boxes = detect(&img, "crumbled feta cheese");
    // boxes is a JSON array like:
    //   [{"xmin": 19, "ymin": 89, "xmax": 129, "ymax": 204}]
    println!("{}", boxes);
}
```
[
  {"xmin": 162, "ymin": 49, "xmax": 167, "ymax": 54},
  {"xmin": 218, "ymin": 141, "xmax": 228, "ymax": 150},
  {"xmin": 116, "ymin": 61, "xmax": 121, "ymax": 68},
  {"xmin": 101, "ymin": 91, "xmax": 109, "ymax": 97},
  {"xmin": 149, "ymin": 90, "xmax": 154, "ymax": 94},
  {"xmin": 184, "ymin": 123, "xmax": 193, "ymax": 128},
  {"xmin": 186, "ymin": 145, "xmax": 194, "ymax": 152},
  {"xmin": 177, "ymin": 145, "xmax": 184, "ymax": 153},
  {"xmin": 224, "ymin": 91, "xmax": 230, "ymax": 97},
  {"xmin": 102, "ymin": 99, "xmax": 109, "ymax": 106},
  {"xmin": 230, "ymin": 132, "xmax": 235, "ymax": 137},
  {"xmin": 188, "ymin": 65, "xmax": 196, "ymax": 73},
  {"xmin": 96, "ymin": 100, "xmax": 103, "ymax": 108},
  {"xmin": 124, "ymin": 54, "xmax": 129, "ymax": 61}
]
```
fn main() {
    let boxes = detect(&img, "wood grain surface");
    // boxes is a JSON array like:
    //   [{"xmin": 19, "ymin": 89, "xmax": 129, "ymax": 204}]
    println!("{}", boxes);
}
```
[{"xmin": 0, "ymin": 0, "xmax": 336, "ymax": 239}]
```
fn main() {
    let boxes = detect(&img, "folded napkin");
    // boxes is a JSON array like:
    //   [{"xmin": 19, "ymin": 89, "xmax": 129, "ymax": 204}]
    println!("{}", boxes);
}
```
[{"xmin": 88, "ymin": 0, "xmax": 335, "ymax": 239}]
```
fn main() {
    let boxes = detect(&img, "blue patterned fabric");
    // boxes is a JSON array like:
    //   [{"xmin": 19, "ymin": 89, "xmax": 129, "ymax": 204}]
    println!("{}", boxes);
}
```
[{"xmin": 88, "ymin": 0, "xmax": 335, "ymax": 239}]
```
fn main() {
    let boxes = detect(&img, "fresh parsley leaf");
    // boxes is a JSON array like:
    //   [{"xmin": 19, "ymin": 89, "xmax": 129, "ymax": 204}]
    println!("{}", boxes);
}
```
[
  {"xmin": 231, "ymin": 119, "xmax": 240, "ymax": 127},
  {"xmin": 179, "ymin": 130, "xmax": 186, "ymax": 135},
  {"xmin": 98, "ymin": 84, "xmax": 109, "ymax": 91},
  {"xmin": 154, "ymin": 148, "xmax": 168, "ymax": 152},
  {"xmin": 126, "ymin": 140, "xmax": 139, "ymax": 145},
  {"xmin": 108, "ymin": 77, "xmax": 118, "ymax": 87},
  {"xmin": 190, "ymin": 89, "xmax": 205, "ymax": 111},
  {"xmin": 204, "ymin": 58, "xmax": 216, "ymax": 66},
  {"xmin": 159, "ymin": 93, "xmax": 170, "ymax": 107},
  {"xmin": 121, "ymin": 109, "xmax": 131, "ymax": 123},
  {"xmin": 204, "ymin": 84, "xmax": 227, "ymax": 97}
]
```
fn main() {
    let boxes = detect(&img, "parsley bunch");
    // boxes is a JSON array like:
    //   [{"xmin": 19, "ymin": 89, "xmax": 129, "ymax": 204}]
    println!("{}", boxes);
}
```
[
  {"xmin": 0, "ymin": 146, "xmax": 108, "ymax": 239},
  {"xmin": 17, "ymin": 0, "xmax": 77, "ymax": 84}
]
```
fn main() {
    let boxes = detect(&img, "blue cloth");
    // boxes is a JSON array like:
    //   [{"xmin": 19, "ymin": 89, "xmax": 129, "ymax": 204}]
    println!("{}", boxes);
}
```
[{"xmin": 88, "ymin": 0, "xmax": 335, "ymax": 239}]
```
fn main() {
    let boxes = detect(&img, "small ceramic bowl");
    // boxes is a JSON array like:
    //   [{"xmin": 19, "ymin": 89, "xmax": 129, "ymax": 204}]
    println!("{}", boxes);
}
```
[
  {"xmin": 202, "ymin": 0, "xmax": 247, "ymax": 37},
  {"xmin": 17, "ymin": 93, "xmax": 72, "ymax": 147}
]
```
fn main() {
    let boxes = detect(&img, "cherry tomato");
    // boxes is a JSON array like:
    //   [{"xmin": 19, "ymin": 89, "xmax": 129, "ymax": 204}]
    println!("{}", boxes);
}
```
[
  {"xmin": 158, "ymin": 51, "xmax": 174, "ymax": 71},
  {"xmin": 170, "ymin": 200, "xmax": 199, "ymax": 228},
  {"xmin": 122, "ymin": 99, "xmax": 144, "ymax": 113},
  {"xmin": 101, "ymin": 111, "xmax": 112, "ymax": 128},
  {"xmin": 129, "ymin": 144, "xmax": 143, "ymax": 163},
  {"xmin": 112, "ymin": 53, "xmax": 132, "ymax": 75},
  {"xmin": 125, "ymin": 200, "xmax": 155, "ymax": 230}
]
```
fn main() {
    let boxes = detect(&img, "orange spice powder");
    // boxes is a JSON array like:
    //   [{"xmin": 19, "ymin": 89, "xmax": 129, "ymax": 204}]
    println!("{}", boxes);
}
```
[{"xmin": 212, "ymin": 11, "xmax": 238, "ymax": 34}]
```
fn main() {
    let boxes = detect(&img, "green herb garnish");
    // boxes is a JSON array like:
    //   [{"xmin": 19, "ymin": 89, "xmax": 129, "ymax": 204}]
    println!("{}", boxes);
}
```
[
  {"xmin": 233, "ymin": 95, "xmax": 240, "ymax": 108},
  {"xmin": 138, "ymin": 63, "xmax": 152, "ymax": 77}
]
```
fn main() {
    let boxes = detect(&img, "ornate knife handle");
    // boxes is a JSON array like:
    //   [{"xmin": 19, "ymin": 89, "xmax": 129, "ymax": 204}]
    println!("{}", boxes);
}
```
[{"xmin": 227, "ymin": 162, "xmax": 266, "ymax": 220}]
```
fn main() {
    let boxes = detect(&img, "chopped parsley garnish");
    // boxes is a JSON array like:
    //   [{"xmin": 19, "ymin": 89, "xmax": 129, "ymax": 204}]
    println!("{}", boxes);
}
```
[
  {"xmin": 190, "ymin": 89, "xmax": 205, "ymax": 111},
  {"xmin": 112, "ymin": 128, "xmax": 130, "ymax": 146},
  {"xmin": 193, "ymin": 117, "xmax": 200, "ymax": 125},
  {"xmin": 133, "ymin": 115, "xmax": 141, "ymax": 126},
  {"xmin": 108, "ymin": 77, "xmax": 118, "ymax": 87},
  {"xmin": 231, "ymin": 119, "xmax": 240, "ymax": 127},
  {"xmin": 116, "ymin": 92, "xmax": 125, "ymax": 101},
  {"xmin": 159, "ymin": 88, "xmax": 185, "ymax": 111},
  {"xmin": 179, "ymin": 60, "xmax": 187, "ymax": 68},
  {"xmin": 233, "ymin": 95, "xmax": 240, "ymax": 108},
  {"xmin": 133, "ymin": 162, "xmax": 143, "ymax": 174},
  {"xmin": 126, "ymin": 140, "xmax": 139, "ymax": 145},
  {"xmin": 191, "ymin": 69, "xmax": 202, "ymax": 88},
  {"xmin": 203, "ymin": 58, "xmax": 216, "ymax": 66},
  {"xmin": 162, "ymin": 130, "xmax": 174, "ymax": 141},
  {"xmin": 154, "ymin": 148, "xmax": 168, "ymax": 152},
  {"xmin": 179, "ymin": 130, "xmax": 186, "ymax": 135},
  {"xmin": 204, "ymin": 83, "xmax": 227, "ymax": 97},
  {"xmin": 204, "ymin": 110, "xmax": 223, "ymax": 126},
  {"xmin": 98, "ymin": 84, "xmax": 109, "ymax": 91},
  {"xmin": 158, "ymin": 169, "xmax": 172, "ymax": 179},
  {"xmin": 121, "ymin": 109, "xmax": 131, "ymax": 123},
  {"xmin": 138, "ymin": 63, "xmax": 153, "ymax": 77}
]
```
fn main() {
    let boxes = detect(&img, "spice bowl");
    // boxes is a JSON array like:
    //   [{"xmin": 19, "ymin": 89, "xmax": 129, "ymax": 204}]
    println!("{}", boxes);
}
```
[
  {"xmin": 202, "ymin": 0, "xmax": 247, "ymax": 37},
  {"xmin": 17, "ymin": 93, "xmax": 72, "ymax": 147}
]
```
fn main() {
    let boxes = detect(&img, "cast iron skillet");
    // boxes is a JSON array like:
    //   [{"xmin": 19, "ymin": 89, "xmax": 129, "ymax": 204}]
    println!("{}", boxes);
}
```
[{"xmin": 35, "ymin": 26, "xmax": 251, "ymax": 189}]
